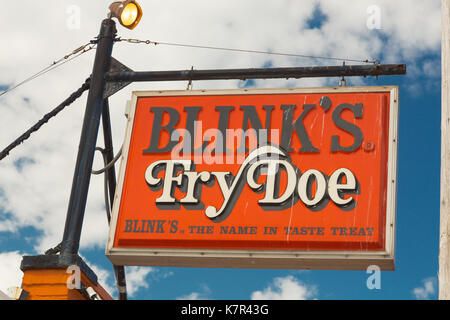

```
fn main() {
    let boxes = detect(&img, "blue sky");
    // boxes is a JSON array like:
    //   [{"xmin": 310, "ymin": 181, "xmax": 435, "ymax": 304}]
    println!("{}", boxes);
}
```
[{"xmin": 0, "ymin": 1, "xmax": 442, "ymax": 300}]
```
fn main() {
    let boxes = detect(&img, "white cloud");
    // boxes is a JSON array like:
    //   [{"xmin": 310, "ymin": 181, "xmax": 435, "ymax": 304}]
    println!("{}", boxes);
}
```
[
  {"xmin": 87, "ymin": 262, "xmax": 158, "ymax": 299},
  {"xmin": 125, "ymin": 266, "xmax": 155, "ymax": 297},
  {"xmin": 251, "ymin": 275, "xmax": 317, "ymax": 300},
  {"xmin": 88, "ymin": 262, "xmax": 116, "ymax": 297},
  {"xmin": 0, "ymin": 1, "xmax": 441, "ymax": 254},
  {"xmin": 0, "ymin": 251, "xmax": 25, "ymax": 293},
  {"xmin": 177, "ymin": 284, "xmax": 212, "ymax": 300},
  {"xmin": 412, "ymin": 277, "xmax": 437, "ymax": 300},
  {"xmin": 177, "ymin": 291, "xmax": 206, "ymax": 300}
]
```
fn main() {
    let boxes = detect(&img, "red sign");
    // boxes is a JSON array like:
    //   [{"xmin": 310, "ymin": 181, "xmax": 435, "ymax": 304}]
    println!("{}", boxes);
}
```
[{"xmin": 106, "ymin": 86, "xmax": 398, "ymax": 270}]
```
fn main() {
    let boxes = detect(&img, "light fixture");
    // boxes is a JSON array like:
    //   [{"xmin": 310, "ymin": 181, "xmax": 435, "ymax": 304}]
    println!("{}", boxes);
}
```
[{"xmin": 109, "ymin": 0, "xmax": 143, "ymax": 30}]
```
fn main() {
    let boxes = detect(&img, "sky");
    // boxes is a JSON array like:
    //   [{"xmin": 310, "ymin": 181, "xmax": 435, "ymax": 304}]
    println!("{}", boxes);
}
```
[{"xmin": 0, "ymin": 0, "xmax": 442, "ymax": 300}]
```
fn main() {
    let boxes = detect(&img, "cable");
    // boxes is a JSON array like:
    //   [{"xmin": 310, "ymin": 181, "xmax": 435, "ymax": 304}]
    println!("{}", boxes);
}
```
[
  {"xmin": 0, "ymin": 77, "xmax": 91, "ymax": 161},
  {"xmin": 92, "ymin": 145, "xmax": 123, "ymax": 221},
  {"xmin": 0, "ymin": 41, "xmax": 96, "ymax": 98},
  {"xmin": 92, "ymin": 146, "xmax": 123, "ymax": 175},
  {"xmin": 92, "ymin": 145, "xmax": 122, "ymax": 221},
  {"xmin": 117, "ymin": 38, "xmax": 378, "ymax": 64},
  {"xmin": 92, "ymin": 145, "xmax": 128, "ymax": 301},
  {"xmin": 93, "ymin": 147, "xmax": 113, "ymax": 222}
]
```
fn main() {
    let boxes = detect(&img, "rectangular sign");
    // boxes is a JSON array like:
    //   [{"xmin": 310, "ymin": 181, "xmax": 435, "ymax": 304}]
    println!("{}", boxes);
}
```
[{"xmin": 106, "ymin": 86, "xmax": 398, "ymax": 270}]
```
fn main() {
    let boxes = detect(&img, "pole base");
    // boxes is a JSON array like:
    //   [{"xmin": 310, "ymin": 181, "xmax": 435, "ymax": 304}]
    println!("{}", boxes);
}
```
[{"xmin": 20, "ymin": 254, "xmax": 113, "ymax": 300}]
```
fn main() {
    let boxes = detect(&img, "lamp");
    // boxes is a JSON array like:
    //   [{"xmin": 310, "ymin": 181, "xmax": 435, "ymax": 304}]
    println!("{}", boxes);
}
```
[{"xmin": 109, "ymin": 0, "xmax": 142, "ymax": 30}]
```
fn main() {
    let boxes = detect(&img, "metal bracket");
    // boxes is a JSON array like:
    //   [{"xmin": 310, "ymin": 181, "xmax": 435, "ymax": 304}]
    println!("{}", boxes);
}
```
[
  {"xmin": 339, "ymin": 61, "xmax": 347, "ymax": 87},
  {"xmin": 103, "ymin": 57, "xmax": 133, "ymax": 99},
  {"xmin": 186, "ymin": 66, "xmax": 194, "ymax": 90}
]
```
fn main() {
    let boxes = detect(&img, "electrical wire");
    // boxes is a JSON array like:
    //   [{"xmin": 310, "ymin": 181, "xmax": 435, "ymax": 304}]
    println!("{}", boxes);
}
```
[
  {"xmin": 92, "ymin": 146, "xmax": 128, "ymax": 301},
  {"xmin": 92, "ymin": 145, "xmax": 123, "ymax": 221},
  {"xmin": 92, "ymin": 146, "xmax": 123, "ymax": 175},
  {"xmin": 0, "ymin": 41, "xmax": 96, "ymax": 98},
  {"xmin": 93, "ymin": 147, "xmax": 113, "ymax": 222},
  {"xmin": 117, "ymin": 38, "xmax": 378, "ymax": 64},
  {"xmin": 0, "ymin": 77, "xmax": 91, "ymax": 161}
]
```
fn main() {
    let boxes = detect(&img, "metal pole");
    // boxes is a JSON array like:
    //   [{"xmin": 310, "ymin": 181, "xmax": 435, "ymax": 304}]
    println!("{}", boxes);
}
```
[
  {"xmin": 101, "ymin": 99, "xmax": 127, "ymax": 300},
  {"xmin": 101, "ymin": 99, "xmax": 118, "ymax": 207},
  {"xmin": 105, "ymin": 64, "xmax": 406, "ymax": 83},
  {"xmin": 440, "ymin": 0, "xmax": 450, "ymax": 300},
  {"xmin": 60, "ymin": 19, "xmax": 117, "ymax": 256}
]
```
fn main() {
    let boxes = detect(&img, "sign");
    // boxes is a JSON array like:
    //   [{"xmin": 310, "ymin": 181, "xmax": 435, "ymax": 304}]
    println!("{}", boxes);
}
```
[{"xmin": 106, "ymin": 86, "xmax": 398, "ymax": 270}]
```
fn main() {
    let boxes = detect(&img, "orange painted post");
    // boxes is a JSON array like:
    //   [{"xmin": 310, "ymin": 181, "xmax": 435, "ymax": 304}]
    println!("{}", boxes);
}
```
[
  {"xmin": 20, "ymin": 255, "xmax": 113, "ymax": 300},
  {"xmin": 21, "ymin": 269, "xmax": 113, "ymax": 300}
]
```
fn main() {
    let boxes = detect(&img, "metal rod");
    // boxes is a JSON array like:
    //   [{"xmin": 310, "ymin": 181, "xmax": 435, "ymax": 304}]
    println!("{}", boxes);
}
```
[
  {"xmin": 105, "ymin": 64, "xmax": 406, "ymax": 82},
  {"xmin": 101, "ymin": 99, "xmax": 127, "ymax": 301},
  {"xmin": 101, "ymin": 99, "xmax": 118, "ymax": 211},
  {"xmin": 60, "ymin": 19, "xmax": 117, "ymax": 256}
]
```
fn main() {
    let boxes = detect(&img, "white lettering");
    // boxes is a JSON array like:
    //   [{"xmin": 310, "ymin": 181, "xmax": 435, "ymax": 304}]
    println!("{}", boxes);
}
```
[
  {"xmin": 328, "ymin": 168, "xmax": 357, "ymax": 206},
  {"xmin": 298, "ymin": 169, "xmax": 327, "ymax": 206},
  {"xmin": 144, "ymin": 146, "xmax": 358, "ymax": 221}
]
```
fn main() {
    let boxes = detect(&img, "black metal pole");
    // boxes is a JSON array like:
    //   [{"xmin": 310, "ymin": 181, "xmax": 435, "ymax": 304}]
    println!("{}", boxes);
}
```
[
  {"xmin": 60, "ymin": 19, "xmax": 117, "ymax": 256},
  {"xmin": 101, "ymin": 99, "xmax": 128, "ymax": 300},
  {"xmin": 101, "ymin": 99, "xmax": 118, "ymax": 207},
  {"xmin": 105, "ymin": 64, "xmax": 406, "ymax": 82}
]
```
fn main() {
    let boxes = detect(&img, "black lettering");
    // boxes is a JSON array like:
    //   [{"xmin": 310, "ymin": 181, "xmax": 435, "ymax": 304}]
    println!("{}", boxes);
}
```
[
  {"xmin": 143, "ymin": 107, "xmax": 180, "ymax": 153},
  {"xmin": 156, "ymin": 220, "xmax": 165, "ymax": 233},
  {"xmin": 280, "ymin": 104, "xmax": 319, "ymax": 153},
  {"xmin": 264, "ymin": 226, "xmax": 277, "ymax": 235},
  {"xmin": 183, "ymin": 106, "xmax": 207, "ymax": 154},
  {"xmin": 238, "ymin": 105, "xmax": 274, "ymax": 152},
  {"xmin": 145, "ymin": 220, "xmax": 156, "ymax": 233},
  {"xmin": 132, "ymin": 220, "xmax": 141, "ymax": 232},
  {"xmin": 212, "ymin": 106, "xmax": 234, "ymax": 154},
  {"xmin": 124, "ymin": 220, "xmax": 132, "ymax": 232},
  {"xmin": 169, "ymin": 220, "xmax": 178, "ymax": 233},
  {"xmin": 331, "ymin": 103, "xmax": 364, "ymax": 152}
]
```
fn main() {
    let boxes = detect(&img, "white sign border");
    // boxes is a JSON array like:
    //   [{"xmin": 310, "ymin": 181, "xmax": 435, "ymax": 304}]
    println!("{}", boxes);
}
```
[{"xmin": 105, "ymin": 86, "xmax": 398, "ymax": 271}]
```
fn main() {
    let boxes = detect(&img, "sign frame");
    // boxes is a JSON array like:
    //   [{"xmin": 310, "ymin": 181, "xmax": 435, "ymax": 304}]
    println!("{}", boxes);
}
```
[{"xmin": 106, "ymin": 86, "xmax": 398, "ymax": 270}]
